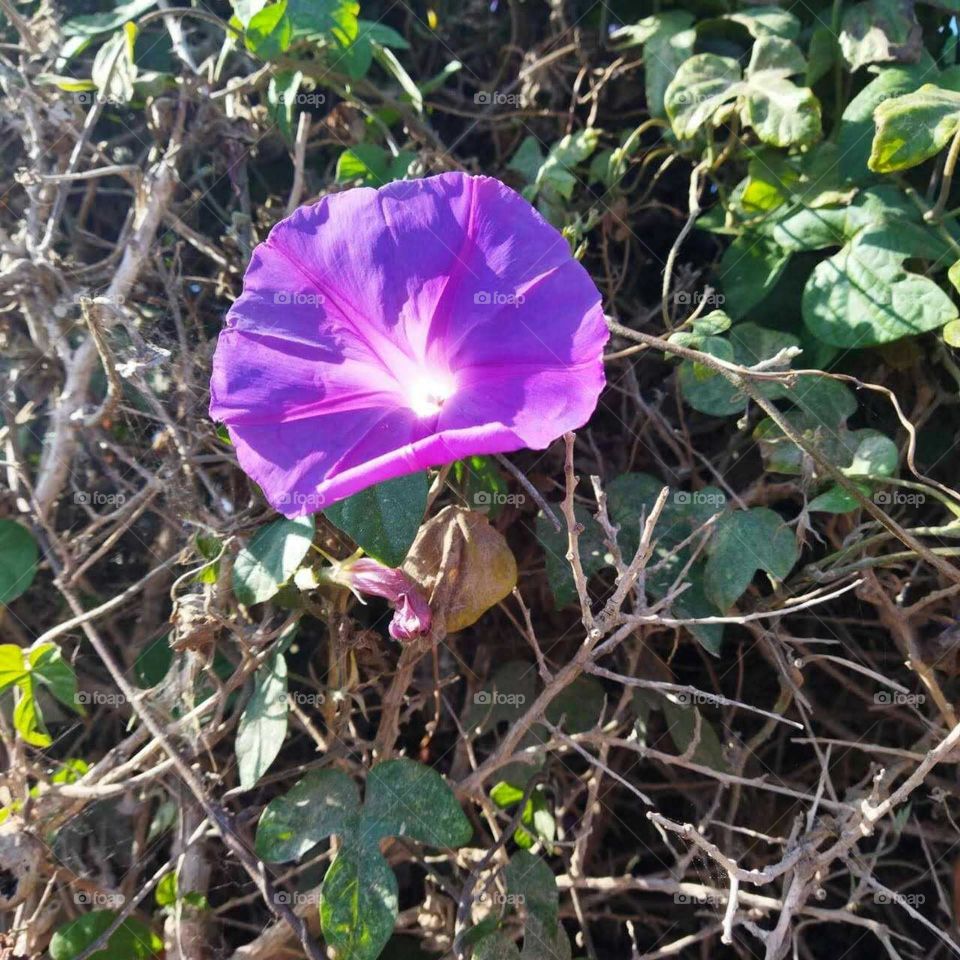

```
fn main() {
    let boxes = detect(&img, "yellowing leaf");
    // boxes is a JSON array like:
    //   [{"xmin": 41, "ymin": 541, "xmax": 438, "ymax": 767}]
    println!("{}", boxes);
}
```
[
  {"xmin": 944, "ymin": 319, "xmax": 960, "ymax": 348},
  {"xmin": 665, "ymin": 41, "xmax": 822, "ymax": 149},
  {"xmin": 402, "ymin": 506, "xmax": 517, "ymax": 633},
  {"xmin": 123, "ymin": 20, "xmax": 137, "ymax": 61},
  {"xmin": 869, "ymin": 83, "xmax": 960, "ymax": 172}
]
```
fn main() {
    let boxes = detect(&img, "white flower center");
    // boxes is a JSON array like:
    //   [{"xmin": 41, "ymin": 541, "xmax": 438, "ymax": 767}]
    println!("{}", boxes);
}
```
[{"xmin": 406, "ymin": 371, "xmax": 456, "ymax": 418}]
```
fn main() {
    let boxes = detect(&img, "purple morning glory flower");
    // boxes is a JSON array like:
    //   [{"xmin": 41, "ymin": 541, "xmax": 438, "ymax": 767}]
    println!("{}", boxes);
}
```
[{"xmin": 209, "ymin": 172, "xmax": 607, "ymax": 516}]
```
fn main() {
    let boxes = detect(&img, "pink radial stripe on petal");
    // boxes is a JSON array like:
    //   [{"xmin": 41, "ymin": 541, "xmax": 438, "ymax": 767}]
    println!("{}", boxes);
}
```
[{"xmin": 210, "ymin": 172, "xmax": 608, "ymax": 516}]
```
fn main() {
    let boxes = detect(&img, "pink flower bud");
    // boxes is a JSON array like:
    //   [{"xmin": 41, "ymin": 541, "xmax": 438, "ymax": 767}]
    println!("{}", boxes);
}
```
[
  {"xmin": 388, "ymin": 592, "xmax": 432, "ymax": 641},
  {"xmin": 326, "ymin": 556, "xmax": 431, "ymax": 641}
]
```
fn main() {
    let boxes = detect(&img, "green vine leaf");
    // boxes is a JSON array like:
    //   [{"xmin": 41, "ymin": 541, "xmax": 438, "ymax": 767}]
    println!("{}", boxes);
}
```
[
  {"xmin": 28, "ymin": 643, "xmax": 82, "ymax": 715},
  {"xmin": 609, "ymin": 12, "xmax": 695, "ymax": 118},
  {"xmin": 837, "ymin": 57, "xmax": 945, "ymax": 182},
  {"xmin": 336, "ymin": 144, "xmax": 417, "ymax": 187},
  {"xmin": 944, "ymin": 317, "xmax": 960, "ymax": 346},
  {"xmin": 244, "ymin": 0, "xmax": 292, "ymax": 59},
  {"xmin": 537, "ymin": 473, "xmax": 728, "ymax": 653},
  {"xmin": 505, "ymin": 851, "xmax": 572, "ymax": 960},
  {"xmin": 607, "ymin": 474, "xmax": 727, "ymax": 654},
  {"xmin": 255, "ymin": 769, "xmax": 360, "ymax": 862},
  {"xmin": 720, "ymin": 185, "xmax": 959, "ymax": 344},
  {"xmin": 490, "ymin": 782, "xmax": 556, "ymax": 851},
  {"xmin": 471, "ymin": 852, "xmax": 571, "ymax": 960},
  {"xmin": 800, "ymin": 427, "xmax": 898, "ymax": 511},
  {"xmin": 844, "ymin": 433, "xmax": 899, "ymax": 477},
  {"xmin": 236, "ymin": 632, "xmax": 292, "ymax": 790},
  {"xmin": 320, "ymin": 841, "xmax": 399, "ymax": 960},
  {"xmin": 255, "ymin": 759, "xmax": 471, "ymax": 959},
  {"xmin": 718, "ymin": 233, "xmax": 791, "ymax": 317},
  {"xmin": 62, "ymin": 0, "xmax": 157, "ymax": 37},
  {"xmin": 50, "ymin": 911, "xmax": 163, "ymax": 960},
  {"xmin": 676, "ymin": 321, "xmax": 795, "ymax": 417},
  {"xmin": 0, "ymin": 642, "xmax": 82, "ymax": 747},
  {"xmin": 741, "ymin": 37, "xmax": 823, "ymax": 147},
  {"xmin": 287, "ymin": 0, "xmax": 359, "ymax": 44},
  {"xmin": 870, "ymin": 82, "xmax": 960, "ymax": 172},
  {"xmin": 361, "ymin": 758, "xmax": 473, "ymax": 849},
  {"xmin": 803, "ymin": 237, "xmax": 958, "ymax": 346},
  {"xmin": 336, "ymin": 19, "xmax": 409, "ymax": 79},
  {"xmin": 665, "ymin": 53, "xmax": 742, "ymax": 140},
  {"xmin": 535, "ymin": 505, "xmax": 610, "ymax": 608},
  {"xmin": 232, "ymin": 516, "xmax": 315, "ymax": 607},
  {"xmin": 704, "ymin": 508, "xmax": 798, "ymax": 610},
  {"xmin": 0, "ymin": 520, "xmax": 38, "ymax": 605},
  {"xmin": 662, "ymin": 698, "xmax": 731, "ymax": 771},
  {"xmin": 665, "ymin": 38, "xmax": 821, "ymax": 147},
  {"xmin": 726, "ymin": 6, "xmax": 801, "ymax": 39},
  {"xmin": 755, "ymin": 404, "xmax": 895, "ymax": 493},
  {"xmin": 839, "ymin": 0, "xmax": 922, "ymax": 72},
  {"xmin": 508, "ymin": 130, "xmax": 601, "ymax": 222},
  {"xmin": 324, "ymin": 472, "xmax": 427, "ymax": 567},
  {"xmin": 807, "ymin": 485, "xmax": 870, "ymax": 514},
  {"xmin": 267, "ymin": 69, "xmax": 302, "ymax": 143},
  {"xmin": 474, "ymin": 933, "xmax": 523, "ymax": 959}
]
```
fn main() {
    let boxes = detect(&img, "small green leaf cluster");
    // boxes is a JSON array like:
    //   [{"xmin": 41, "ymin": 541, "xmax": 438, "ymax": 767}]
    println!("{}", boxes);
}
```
[
  {"xmin": 537, "ymin": 472, "xmax": 799, "ymax": 654},
  {"xmin": 608, "ymin": 4, "xmax": 960, "ymax": 351},
  {"xmin": 255, "ymin": 759, "xmax": 472, "ymax": 960},
  {"xmin": 0, "ymin": 642, "xmax": 83, "ymax": 747},
  {"xmin": 468, "ymin": 851, "xmax": 573, "ymax": 960}
]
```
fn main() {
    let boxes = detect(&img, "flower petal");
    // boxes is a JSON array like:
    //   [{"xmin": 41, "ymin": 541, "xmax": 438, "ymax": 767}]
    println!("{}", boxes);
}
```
[
  {"xmin": 210, "ymin": 172, "xmax": 607, "ymax": 514},
  {"xmin": 226, "ymin": 411, "xmax": 524, "ymax": 515}
]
